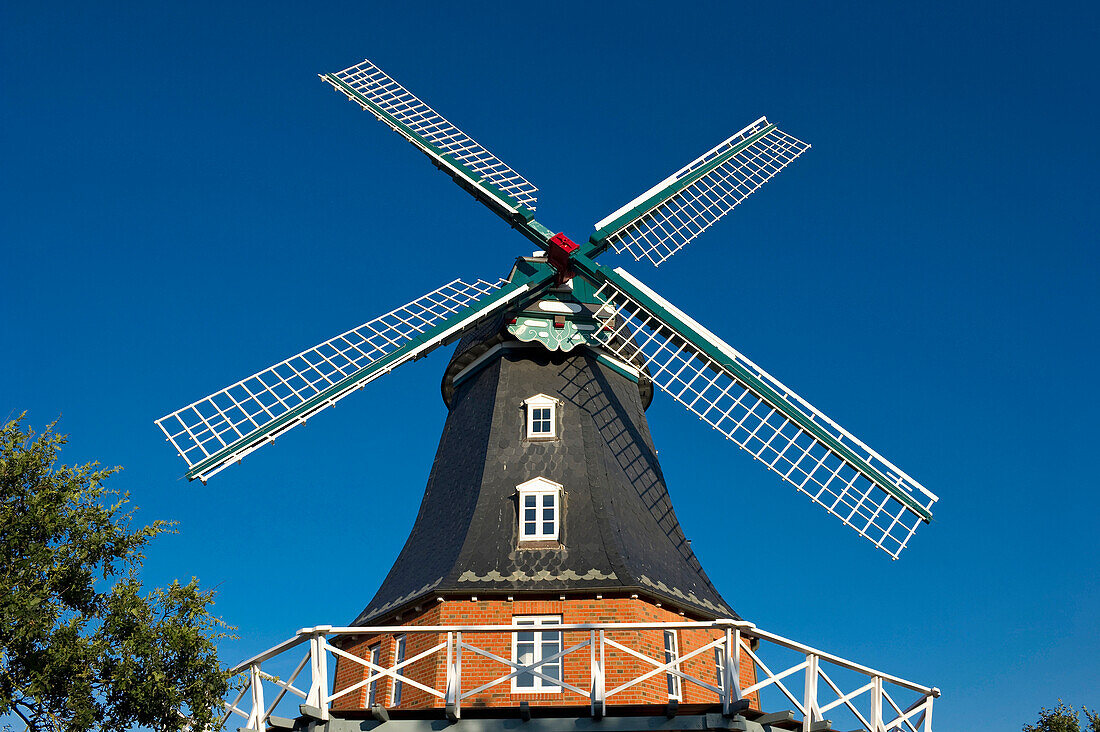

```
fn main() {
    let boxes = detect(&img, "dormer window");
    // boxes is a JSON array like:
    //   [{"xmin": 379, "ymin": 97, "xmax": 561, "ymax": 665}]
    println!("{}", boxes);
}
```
[
  {"xmin": 516, "ymin": 477, "xmax": 562, "ymax": 542},
  {"xmin": 522, "ymin": 394, "xmax": 560, "ymax": 440}
]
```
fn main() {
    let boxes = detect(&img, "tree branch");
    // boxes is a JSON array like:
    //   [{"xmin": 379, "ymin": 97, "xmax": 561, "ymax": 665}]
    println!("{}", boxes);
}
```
[{"xmin": 10, "ymin": 700, "xmax": 36, "ymax": 732}]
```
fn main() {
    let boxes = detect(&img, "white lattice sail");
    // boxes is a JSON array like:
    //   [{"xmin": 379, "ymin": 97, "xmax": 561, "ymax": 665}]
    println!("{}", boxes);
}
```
[
  {"xmin": 591, "ymin": 267, "xmax": 937, "ymax": 558},
  {"xmin": 157, "ymin": 277, "xmax": 523, "ymax": 482},
  {"xmin": 323, "ymin": 59, "xmax": 538, "ymax": 213},
  {"xmin": 592, "ymin": 118, "xmax": 809, "ymax": 267}
]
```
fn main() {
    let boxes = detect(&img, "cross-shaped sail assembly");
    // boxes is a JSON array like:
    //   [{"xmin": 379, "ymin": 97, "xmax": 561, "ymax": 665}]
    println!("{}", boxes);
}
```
[{"xmin": 158, "ymin": 58, "xmax": 937, "ymax": 557}]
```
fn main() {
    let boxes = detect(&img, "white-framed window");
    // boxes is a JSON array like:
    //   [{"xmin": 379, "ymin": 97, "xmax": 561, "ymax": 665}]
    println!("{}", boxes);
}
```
[
  {"xmin": 367, "ymin": 643, "xmax": 381, "ymax": 707},
  {"xmin": 664, "ymin": 630, "xmax": 681, "ymax": 700},
  {"xmin": 392, "ymin": 634, "xmax": 406, "ymax": 706},
  {"xmin": 516, "ymin": 477, "xmax": 562, "ymax": 542},
  {"xmin": 714, "ymin": 646, "xmax": 725, "ymax": 693},
  {"xmin": 523, "ymin": 394, "xmax": 559, "ymax": 439},
  {"xmin": 512, "ymin": 615, "xmax": 562, "ymax": 692}
]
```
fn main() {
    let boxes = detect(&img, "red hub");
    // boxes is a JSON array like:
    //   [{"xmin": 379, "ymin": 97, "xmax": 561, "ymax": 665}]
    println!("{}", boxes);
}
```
[{"xmin": 547, "ymin": 233, "xmax": 579, "ymax": 285}]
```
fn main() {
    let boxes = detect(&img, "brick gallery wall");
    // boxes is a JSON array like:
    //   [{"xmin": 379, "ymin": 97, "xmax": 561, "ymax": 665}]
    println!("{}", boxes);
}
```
[{"xmin": 332, "ymin": 597, "xmax": 758, "ymax": 712}]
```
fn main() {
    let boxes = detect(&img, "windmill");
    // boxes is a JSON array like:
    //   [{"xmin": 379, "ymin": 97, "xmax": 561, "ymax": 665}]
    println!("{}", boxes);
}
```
[
  {"xmin": 157, "ymin": 58, "xmax": 936, "ymax": 559},
  {"xmin": 156, "ymin": 58, "xmax": 943, "ymax": 730}
]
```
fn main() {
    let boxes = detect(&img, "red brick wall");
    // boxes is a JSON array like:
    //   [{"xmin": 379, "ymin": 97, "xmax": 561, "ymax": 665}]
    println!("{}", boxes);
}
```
[{"xmin": 331, "ymin": 597, "xmax": 757, "ymax": 712}]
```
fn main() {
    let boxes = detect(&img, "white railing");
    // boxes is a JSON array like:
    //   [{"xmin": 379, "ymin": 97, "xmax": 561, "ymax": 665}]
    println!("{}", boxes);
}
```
[{"xmin": 222, "ymin": 620, "xmax": 938, "ymax": 732}]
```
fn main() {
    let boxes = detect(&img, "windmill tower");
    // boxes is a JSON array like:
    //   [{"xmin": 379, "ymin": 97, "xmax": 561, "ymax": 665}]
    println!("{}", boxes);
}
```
[{"xmin": 158, "ymin": 59, "xmax": 940, "ymax": 731}]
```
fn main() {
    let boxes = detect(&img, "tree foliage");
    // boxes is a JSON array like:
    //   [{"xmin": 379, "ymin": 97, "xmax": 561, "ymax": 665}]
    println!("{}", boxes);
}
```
[
  {"xmin": 0, "ymin": 416, "xmax": 231, "ymax": 731},
  {"xmin": 1024, "ymin": 701, "xmax": 1100, "ymax": 732}
]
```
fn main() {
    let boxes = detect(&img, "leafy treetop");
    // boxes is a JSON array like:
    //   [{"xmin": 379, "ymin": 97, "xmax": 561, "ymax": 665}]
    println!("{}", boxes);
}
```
[
  {"xmin": 0, "ymin": 415, "xmax": 231, "ymax": 732},
  {"xmin": 1024, "ymin": 701, "xmax": 1100, "ymax": 732}
]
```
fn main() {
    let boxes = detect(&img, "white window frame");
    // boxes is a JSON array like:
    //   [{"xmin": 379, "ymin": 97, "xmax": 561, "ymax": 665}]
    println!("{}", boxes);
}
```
[
  {"xmin": 391, "ymin": 634, "xmax": 406, "ymax": 706},
  {"xmin": 664, "ymin": 630, "xmax": 682, "ymax": 700},
  {"xmin": 523, "ymin": 394, "xmax": 559, "ymax": 439},
  {"xmin": 511, "ymin": 615, "xmax": 563, "ymax": 693},
  {"xmin": 516, "ymin": 477, "xmax": 562, "ymax": 542}
]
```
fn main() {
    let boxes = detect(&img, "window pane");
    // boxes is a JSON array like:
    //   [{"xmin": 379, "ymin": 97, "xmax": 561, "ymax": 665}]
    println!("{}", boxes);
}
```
[
  {"xmin": 543, "ymin": 521, "xmax": 554, "ymax": 535},
  {"xmin": 525, "ymin": 508, "xmax": 537, "ymax": 521},
  {"xmin": 525, "ymin": 495, "xmax": 536, "ymax": 507},
  {"xmin": 394, "ymin": 636, "xmax": 406, "ymax": 705},
  {"xmin": 368, "ymin": 646, "xmax": 380, "ymax": 706},
  {"xmin": 514, "ymin": 615, "xmax": 563, "ymax": 692},
  {"xmin": 543, "ymin": 494, "xmax": 554, "ymax": 507},
  {"xmin": 517, "ymin": 639, "xmax": 535, "ymax": 687},
  {"xmin": 664, "ymin": 631, "xmax": 680, "ymax": 698},
  {"xmin": 542, "ymin": 507, "xmax": 554, "ymax": 521},
  {"xmin": 530, "ymin": 407, "xmax": 552, "ymax": 435}
]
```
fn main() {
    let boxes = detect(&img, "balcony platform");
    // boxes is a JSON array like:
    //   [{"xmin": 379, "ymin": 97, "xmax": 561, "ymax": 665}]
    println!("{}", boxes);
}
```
[
  {"xmin": 223, "ymin": 620, "xmax": 937, "ymax": 732},
  {"xmin": 288, "ymin": 706, "xmax": 805, "ymax": 732}
]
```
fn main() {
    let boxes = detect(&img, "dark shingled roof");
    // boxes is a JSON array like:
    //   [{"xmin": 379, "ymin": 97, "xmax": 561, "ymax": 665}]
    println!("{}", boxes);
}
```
[{"xmin": 352, "ymin": 330, "xmax": 736, "ymax": 624}]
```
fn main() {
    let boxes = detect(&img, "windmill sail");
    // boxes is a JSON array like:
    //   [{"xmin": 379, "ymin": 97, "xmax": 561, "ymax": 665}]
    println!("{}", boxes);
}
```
[
  {"xmin": 591, "ymin": 118, "xmax": 809, "ymax": 267},
  {"xmin": 322, "ymin": 59, "xmax": 539, "ymax": 222},
  {"xmin": 157, "ymin": 276, "xmax": 539, "ymax": 483},
  {"xmin": 583, "ymin": 263, "xmax": 937, "ymax": 558}
]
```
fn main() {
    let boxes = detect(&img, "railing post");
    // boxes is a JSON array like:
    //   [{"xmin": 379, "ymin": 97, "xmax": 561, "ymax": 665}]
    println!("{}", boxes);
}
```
[
  {"xmin": 600, "ymin": 629, "xmax": 607, "ymax": 716},
  {"xmin": 924, "ymin": 692, "xmax": 934, "ymax": 732},
  {"xmin": 445, "ymin": 631, "xmax": 460, "ymax": 720},
  {"xmin": 247, "ymin": 663, "xmax": 265, "ymax": 730},
  {"xmin": 455, "ymin": 631, "xmax": 463, "ymax": 719},
  {"xmin": 721, "ymin": 626, "xmax": 733, "ymax": 715},
  {"xmin": 305, "ymin": 627, "xmax": 331, "ymax": 721},
  {"xmin": 731, "ymin": 626, "xmax": 744, "ymax": 702},
  {"xmin": 590, "ymin": 629, "xmax": 605, "ymax": 719},
  {"xmin": 871, "ymin": 676, "xmax": 884, "ymax": 732},
  {"xmin": 802, "ymin": 653, "xmax": 819, "ymax": 731}
]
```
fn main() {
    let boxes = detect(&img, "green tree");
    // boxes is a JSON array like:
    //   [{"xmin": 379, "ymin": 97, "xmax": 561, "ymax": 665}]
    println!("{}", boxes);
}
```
[
  {"xmin": 1024, "ymin": 701, "xmax": 1100, "ymax": 732},
  {"xmin": 0, "ymin": 416, "xmax": 231, "ymax": 732}
]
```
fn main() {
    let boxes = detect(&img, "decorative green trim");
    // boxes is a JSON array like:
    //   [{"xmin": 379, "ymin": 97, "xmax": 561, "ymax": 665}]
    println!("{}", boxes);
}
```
[
  {"xmin": 508, "ymin": 315, "xmax": 593, "ymax": 352},
  {"xmin": 582, "ymin": 124, "xmax": 776, "ymax": 258},
  {"xmin": 570, "ymin": 254, "xmax": 931, "ymax": 523},
  {"xmin": 452, "ymin": 345, "xmax": 503, "ymax": 388},
  {"xmin": 185, "ymin": 262, "xmax": 558, "ymax": 481},
  {"xmin": 595, "ymin": 353, "xmax": 640, "ymax": 383}
]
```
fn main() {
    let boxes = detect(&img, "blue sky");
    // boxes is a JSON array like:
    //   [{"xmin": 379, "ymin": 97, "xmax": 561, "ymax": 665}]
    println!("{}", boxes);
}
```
[{"xmin": 2, "ymin": 1, "xmax": 1097, "ymax": 729}]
